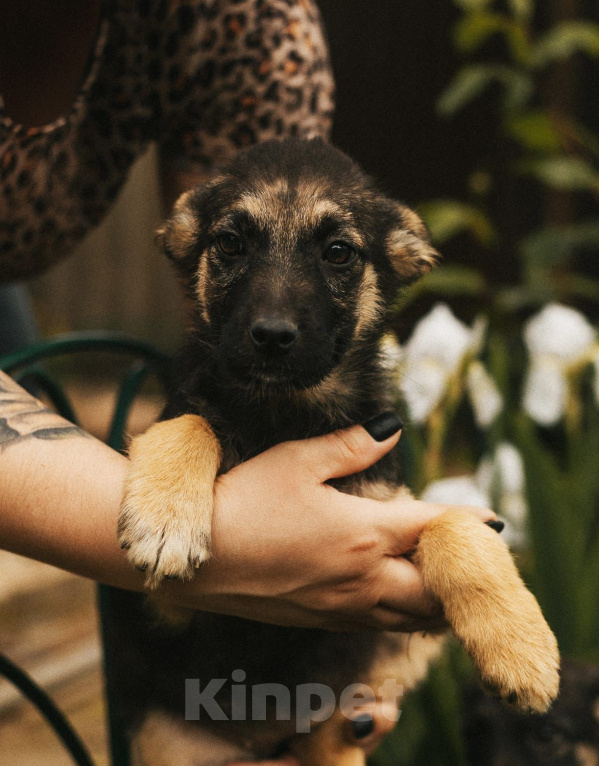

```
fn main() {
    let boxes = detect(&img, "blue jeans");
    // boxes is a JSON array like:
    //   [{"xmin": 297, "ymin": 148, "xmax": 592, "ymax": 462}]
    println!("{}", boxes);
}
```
[{"xmin": 0, "ymin": 283, "xmax": 38, "ymax": 357}]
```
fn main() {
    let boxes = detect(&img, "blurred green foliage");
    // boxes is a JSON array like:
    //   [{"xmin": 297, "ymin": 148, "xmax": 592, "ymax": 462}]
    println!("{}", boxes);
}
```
[
  {"xmin": 372, "ymin": 1, "xmax": 599, "ymax": 763},
  {"xmin": 418, "ymin": 0, "xmax": 599, "ymax": 310}
]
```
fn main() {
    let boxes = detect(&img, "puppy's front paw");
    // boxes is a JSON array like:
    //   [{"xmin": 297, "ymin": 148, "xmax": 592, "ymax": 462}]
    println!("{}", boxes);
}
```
[
  {"xmin": 416, "ymin": 510, "xmax": 560, "ymax": 713},
  {"xmin": 118, "ymin": 478, "xmax": 212, "ymax": 588},
  {"xmin": 117, "ymin": 415, "xmax": 222, "ymax": 588},
  {"xmin": 466, "ymin": 588, "xmax": 560, "ymax": 713}
]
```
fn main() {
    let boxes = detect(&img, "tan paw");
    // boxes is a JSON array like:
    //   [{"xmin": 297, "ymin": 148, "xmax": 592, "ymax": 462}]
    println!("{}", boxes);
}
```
[
  {"xmin": 117, "ymin": 415, "xmax": 222, "ymax": 588},
  {"xmin": 468, "ymin": 592, "xmax": 560, "ymax": 712},
  {"xmin": 118, "ymin": 482, "xmax": 211, "ymax": 588},
  {"xmin": 415, "ymin": 509, "xmax": 560, "ymax": 714}
]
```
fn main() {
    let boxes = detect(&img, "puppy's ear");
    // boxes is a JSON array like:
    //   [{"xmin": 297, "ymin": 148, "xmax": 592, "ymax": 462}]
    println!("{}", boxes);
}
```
[
  {"xmin": 386, "ymin": 203, "xmax": 440, "ymax": 282},
  {"xmin": 155, "ymin": 190, "xmax": 198, "ymax": 263}
]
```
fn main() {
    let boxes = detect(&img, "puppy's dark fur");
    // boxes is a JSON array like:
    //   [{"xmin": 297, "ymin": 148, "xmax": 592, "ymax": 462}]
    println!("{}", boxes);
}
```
[{"xmin": 113, "ymin": 139, "xmax": 559, "ymax": 766}]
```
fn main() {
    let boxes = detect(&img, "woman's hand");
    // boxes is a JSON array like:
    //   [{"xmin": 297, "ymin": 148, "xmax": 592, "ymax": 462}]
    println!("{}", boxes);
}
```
[
  {"xmin": 169, "ymin": 416, "xmax": 496, "ymax": 631},
  {"xmin": 0, "ymin": 373, "xmax": 496, "ymax": 632}
]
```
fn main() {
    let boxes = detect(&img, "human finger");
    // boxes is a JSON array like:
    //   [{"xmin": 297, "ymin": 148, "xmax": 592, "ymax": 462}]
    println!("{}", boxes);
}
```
[
  {"xmin": 375, "ymin": 555, "xmax": 443, "ymax": 618},
  {"xmin": 296, "ymin": 412, "xmax": 403, "ymax": 482},
  {"xmin": 379, "ymin": 497, "xmax": 498, "ymax": 555}
]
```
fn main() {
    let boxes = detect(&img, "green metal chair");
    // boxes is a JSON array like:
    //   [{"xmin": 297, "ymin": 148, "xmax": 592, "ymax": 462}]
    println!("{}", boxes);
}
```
[{"xmin": 0, "ymin": 331, "xmax": 172, "ymax": 766}]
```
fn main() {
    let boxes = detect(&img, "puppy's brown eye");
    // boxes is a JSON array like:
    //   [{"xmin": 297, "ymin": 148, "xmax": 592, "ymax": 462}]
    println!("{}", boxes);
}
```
[
  {"xmin": 217, "ymin": 234, "xmax": 243, "ymax": 257},
  {"xmin": 323, "ymin": 241, "xmax": 357, "ymax": 266}
]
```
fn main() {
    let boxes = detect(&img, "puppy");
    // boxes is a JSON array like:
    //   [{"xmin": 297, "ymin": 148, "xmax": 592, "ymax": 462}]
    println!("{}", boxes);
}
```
[{"xmin": 115, "ymin": 139, "xmax": 559, "ymax": 765}]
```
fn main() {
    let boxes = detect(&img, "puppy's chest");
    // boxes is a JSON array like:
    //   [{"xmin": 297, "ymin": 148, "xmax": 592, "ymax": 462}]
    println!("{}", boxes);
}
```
[
  {"xmin": 179, "ymin": 392, "xmax": 403, "ymax": 489},
  {"xmin": 157, "ymin": 382, "xmax": 404, "ymax": 706},
  {"xmin": 163, "ymin": 393, "xmax": 402, "ymax": 674}
]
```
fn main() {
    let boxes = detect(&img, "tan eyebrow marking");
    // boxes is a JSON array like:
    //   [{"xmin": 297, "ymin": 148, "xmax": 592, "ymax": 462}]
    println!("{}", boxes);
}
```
[{"xmin": 228, "ymin": 178, "xmax": 366, "ymax": 253}]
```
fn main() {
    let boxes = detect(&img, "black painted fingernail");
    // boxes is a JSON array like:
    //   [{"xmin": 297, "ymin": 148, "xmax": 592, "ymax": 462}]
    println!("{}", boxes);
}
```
[
  {"xmin": 352, "ymin": 713, "xmax": 374, "ymax": 739},
  {"xmin": 363, "ymin": 411, "xmax": 403, "ymax": 442},
  {"xmin": 486, "ymin": 520, "xmax": 505, "ymax": 533}
]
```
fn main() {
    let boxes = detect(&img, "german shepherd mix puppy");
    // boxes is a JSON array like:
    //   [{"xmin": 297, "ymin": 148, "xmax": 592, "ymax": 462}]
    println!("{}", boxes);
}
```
[{"xmin": 115, "ymin": 139, "xmax": 559, "ymax": 765}]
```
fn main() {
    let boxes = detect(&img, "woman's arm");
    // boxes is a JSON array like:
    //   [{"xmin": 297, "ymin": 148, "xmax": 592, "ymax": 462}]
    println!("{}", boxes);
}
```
[
  {"xmin": 0, "ymin": 370, "xmax": 141, "ymax": 588},
  {"xmin": 0, "ymin": 371, "xmax": 495, "ymax": 631}
]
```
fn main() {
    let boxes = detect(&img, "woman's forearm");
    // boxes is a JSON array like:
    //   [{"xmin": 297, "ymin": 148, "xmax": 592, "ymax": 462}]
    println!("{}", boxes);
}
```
[{"xmin": 0, "ymin": 370, "xmax": 143, "ymax": 588}]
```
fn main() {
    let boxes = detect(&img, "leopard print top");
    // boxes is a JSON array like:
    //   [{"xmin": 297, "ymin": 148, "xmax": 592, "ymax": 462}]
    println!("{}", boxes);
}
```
[{"xmin": 0, "ymin": 0, "xmax": 334, "ymax": 282}]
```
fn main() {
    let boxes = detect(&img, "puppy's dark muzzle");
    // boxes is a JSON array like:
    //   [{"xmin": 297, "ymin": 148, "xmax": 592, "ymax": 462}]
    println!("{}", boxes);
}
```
[{"xmin": 249, "ymin": 318, "xmax": 298, "ymax": 356}]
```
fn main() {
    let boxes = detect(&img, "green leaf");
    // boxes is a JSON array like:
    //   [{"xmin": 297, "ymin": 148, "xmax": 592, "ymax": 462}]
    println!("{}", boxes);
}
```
[
  {"xmin": 418, "ymin": 200, "xmax": 496, "ymax": 246},
  {"xmin": 568, "ymin": 412, "xmax": 599, "ymax": 532},
  {"xmin": 569, "ymin": 120, "xmax": 599, "ymax": 163},
  {"xmin": 438, "ymin": 67, "xmax": 495, "ymax": 115},
  {"xmin": 392, "ymin": 265, "xmax": 487, "ymax": 315},
  {"xmin": 438, "ymin": 65, "xmax": 533, "ymax": 115},
  {"xmin": 371, "ymin": 644, "xmax": 471, "ymax": 766},
  {"xmin": 486, "ymin": 332, "xmax": 511, "ymax": 404},
  {"xmin": 567, "ymin": 275, "xmax": 599, "ymax": 302},
  {"xmin": 416, "ymin": 266, "xmax": 487, "ymax": 294},
  {"xmin": 563, "ymin": 414, "xmax": 599, "ymax": 656},
  {"xmin": 531, "ymin": 21, "xmax": 599, "ymax": 67},
  {"xmin": 495, "ymin": 284, "xmax": 554, "ymax": 311},
  {"xmin": 578, "ymin": 545, "xmax": 599, "ymax": 658},
  {"xmin": 454, "ymin": 0, "xmax": 493, "ymax": 10},
  {"xmin": 417, "ymin": 648, "xmax": 468, "ymax": 766},
  {"xmin": 520, "ymin": 221, "xmax": 599, "ymax": 268},
  {"xmin": 454, "ymin": 12, "xmax": 506, "ymax": 53},
  {"xmin": 505, "ymin": 110, "xmax": 562, "ymax": 152},
  {"xmin": 454, "ymin": 12, "xmax": 531, "ymax": 62},
  {"xmin": 518, "ymin": 156, "xmax": 599, "ymax": 191},
  {"xmin": 511, "ymin": 415, "xmax": 582, "ymax": 652},
  {"xmin": 507, "ymin": 0, "xmax": 533, "ymax": 21}
]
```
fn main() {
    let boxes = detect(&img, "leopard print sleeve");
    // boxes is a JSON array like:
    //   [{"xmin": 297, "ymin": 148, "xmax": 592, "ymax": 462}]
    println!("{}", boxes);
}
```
[
  {"xmin": 159, "ymin": 0, "xmax": 335, "ymax": 170},
  {"xmin": 0, "ymin": 0, "xmax": 334, "ymax": 281}
]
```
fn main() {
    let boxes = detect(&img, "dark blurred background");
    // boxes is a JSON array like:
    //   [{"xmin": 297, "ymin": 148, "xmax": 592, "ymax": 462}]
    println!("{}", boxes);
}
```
[{"xmin": 30, "ymin": 0, "xmax": 599, "ymax": 346}]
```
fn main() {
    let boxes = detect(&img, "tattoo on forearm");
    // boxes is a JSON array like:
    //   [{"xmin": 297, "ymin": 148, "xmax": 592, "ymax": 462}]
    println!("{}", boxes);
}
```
[{"xmin": 0, "ymin": 372, "xmax": 88, "ymax": 450}]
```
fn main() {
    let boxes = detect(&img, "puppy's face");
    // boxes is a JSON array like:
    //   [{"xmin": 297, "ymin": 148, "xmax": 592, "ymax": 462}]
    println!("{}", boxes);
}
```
[{"xmin": 159, "ymin": 140, "xmax": 438, "ymax": 389}]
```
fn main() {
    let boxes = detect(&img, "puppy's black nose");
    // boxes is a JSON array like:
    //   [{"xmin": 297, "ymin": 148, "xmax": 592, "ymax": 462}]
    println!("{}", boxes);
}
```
[{"xmin": 249, "ymin": 318, "xmax": 298, "ymax": 354}]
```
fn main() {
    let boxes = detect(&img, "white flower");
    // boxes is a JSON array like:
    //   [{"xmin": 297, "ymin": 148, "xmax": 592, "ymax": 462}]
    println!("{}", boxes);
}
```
[
  {"xmin": 399, "ymin": 360, "xmax": 448, "ymax": 424},
  {"xmin": 398, "ymin": 303, "xmax": 488, "ymax": 424},
  {"xmin": 470, "ymin": 315, "xmax": 489, "ymax": 357},
  {"xmin": 403, "ymin": 303, "xmax": 473, "ymax": 371},
  {"xmin": 420, "ymin": 475, "xmax": 491, "ymax": 508},
  {"xmin": 421, "ymin": 442, "xmax": 529, "ymax": 549},
  {"xmin": 476, "ymin": 442, "xmax": 529, "ymax": 548},
  {"xmin": 494, "ymin": 442, "xmax": 525, "ymax": 496},
  {"xmin": 466, "ymin": 360, "xmax": 503, "ymax": 428},
  {"xmin": 475, "ymin": 455, "xmax": 494, "ymax": 496},
  {"xmin": 524, "ymin": 303, "xmax": 595, "ymax": 359},
  {"xmin": 522, "ymin": 357, "xmax": 567, "ymax": 426},
  {"xmin": 523, "ymin": 303, "xmax": 598, "ymax": 426},
  {"xmin": 494, "ymin": 443, "xmax": 528, "ymax": 533}
]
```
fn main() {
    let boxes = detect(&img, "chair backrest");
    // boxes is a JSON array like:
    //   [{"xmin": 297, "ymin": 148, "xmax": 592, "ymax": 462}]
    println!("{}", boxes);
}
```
[{"xmin": 0, "ymin": 331, "xmax": 171, "ymax": 451}]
